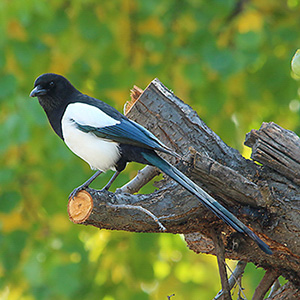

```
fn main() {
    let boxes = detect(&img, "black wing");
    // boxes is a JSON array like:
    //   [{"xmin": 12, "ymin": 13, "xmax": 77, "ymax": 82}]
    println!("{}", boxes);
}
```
[{"xmin": 75, "ymin": 118, "xmax": 178, "ymax": 157}]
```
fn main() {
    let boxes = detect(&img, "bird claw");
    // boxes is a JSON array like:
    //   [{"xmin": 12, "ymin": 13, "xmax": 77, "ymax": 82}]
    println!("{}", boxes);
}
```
[
  {"xmin": 69, "ymin": 185, "xmax": 87, "ymax": 200},
  {"xmin": 99, "ymin": 185, "xmax": 110, "ymax": 192}
]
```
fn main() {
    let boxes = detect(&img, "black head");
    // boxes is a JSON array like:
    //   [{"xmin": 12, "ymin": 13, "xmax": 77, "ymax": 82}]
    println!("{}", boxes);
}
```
[{"xmin": 30, "ymin": 73, "xmax": 78, "ymax": 111}]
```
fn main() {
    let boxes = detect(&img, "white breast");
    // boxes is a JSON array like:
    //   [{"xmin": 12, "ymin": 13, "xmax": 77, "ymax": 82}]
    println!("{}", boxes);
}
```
[{"xmin": 61, "ymin": 103, "xmax": 121, "ymax": 171}]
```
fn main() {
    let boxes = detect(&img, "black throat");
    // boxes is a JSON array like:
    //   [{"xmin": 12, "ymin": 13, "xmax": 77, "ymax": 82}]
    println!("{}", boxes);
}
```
[{"xmin": 38, "ymin": 94, "xmax": 69, "ymax": 140}]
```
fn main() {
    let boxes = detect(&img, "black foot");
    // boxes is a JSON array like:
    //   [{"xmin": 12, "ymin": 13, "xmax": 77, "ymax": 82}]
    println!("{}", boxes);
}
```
[
  {"xmin": 69, "ymin": 170, "xmax": 103, "ymax": 199},
  {"xmin": 100, "ymin": 184, "xmax": 110, "ymax": 192},
  {"xmin": 69, "ymin": 184, "xmax": 88, "ymax": 200},
  {"xmin": 99, "ymin": 171, "xmax": 120, "ymax": 192},
  {"xmin": 99, "ymin": 188, "xmax": 109, "ymax": 194}
]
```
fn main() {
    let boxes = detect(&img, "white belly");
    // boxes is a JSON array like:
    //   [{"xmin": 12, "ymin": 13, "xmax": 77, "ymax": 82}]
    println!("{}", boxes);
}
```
[{"xmin": 62, "ymin": 119, "xmax": 121, "ymax": 172}]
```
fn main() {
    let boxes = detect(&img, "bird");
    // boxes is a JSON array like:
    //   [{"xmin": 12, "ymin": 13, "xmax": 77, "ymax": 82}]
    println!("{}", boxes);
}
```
[{"xmin": 30, "ymin": 73, "xmax": 272, "ymax": 255}]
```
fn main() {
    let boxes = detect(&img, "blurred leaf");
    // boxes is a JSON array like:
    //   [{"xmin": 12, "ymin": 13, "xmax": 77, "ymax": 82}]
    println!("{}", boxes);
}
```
[
  {"xmin": 78, "ymin": 11, "xmax": 101, "ymax": 40},
  {"xmin": 184, "ymin": 63, "xmax": 205, "ymax": 85},
  {"xmin": 22, "ymin": 250, "xmax": 44, "ymax": 287},
  {"xmin": 0, "ymin": 191, "xmax": 21, "ymax": 213},
  {"xmin": 12, "ymin": 41, "xmax": 34, "ymax": 68},
  {"xmin": 0, "ymin": 113, "xmax": 29, "ymax": 154},
  {"xmin": 204, "ymin": 47, "xmax": 237, "ymax": 76},
  {"xmin": 0, "ymin": 74, "xmax": 17, "ymax": 100},
  {"xmin": 235, "ymin": 31, "xmax": 263, "ymax": 51},
  {"xmin": 237, "ymin": 10, "xmax": 263, "ymax": 33},
  {"xmin": 0, "ymin": 168, "xmax": 15, "ymax": 185},
  {"xmin": 43, "ymin": 10, "xmax": 69, "ymax": 34},
  {"xmin": 48, "ymin": 263, "xmax": 80, "ymax": 297},
  {"xmin": 1, "ymin": 230, "xmax": 27, "ymax": 272},
  {"xmin": 0, "ymin": 49, "xmax": 6, "ymax": 69}
]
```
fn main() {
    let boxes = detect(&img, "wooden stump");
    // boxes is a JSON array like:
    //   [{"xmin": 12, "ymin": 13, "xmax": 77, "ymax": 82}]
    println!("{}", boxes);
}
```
[{"xmin": 68, "ymin": 191, "xmax": 93, "ymax": 224}]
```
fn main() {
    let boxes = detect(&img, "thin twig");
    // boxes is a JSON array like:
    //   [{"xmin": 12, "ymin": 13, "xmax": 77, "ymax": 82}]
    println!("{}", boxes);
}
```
[
  {"xmin": 237, "ymin": 277, "xmax": 246, "ymax": 300},
  {"xmin": 107, "ymin": 203, "xmax": 166, "ymax": 231},
  {"xmin": 252, "ymin": 269, "xmax": 279, "ymax": 300},
  {"xmin": 214, "ymin": 261, "xmax": 247, "ymax": 300},
  {"xmin": 210, "ymin": 230, "xmax": 232, "ymax": 300},
  {"xmin": 268, "ymin": 279, "xmax": 281, "ymax": 298},
  {"xmin": 227, "ymin": 263, "xmax": 247, "ymax": 300},
  {"xmin": 120, "ymin": 166, "xmax": 160, "ymax": 194},
  {"xmin": 167, "ymin": 294, "xmax": 175, "ymax": 299}
]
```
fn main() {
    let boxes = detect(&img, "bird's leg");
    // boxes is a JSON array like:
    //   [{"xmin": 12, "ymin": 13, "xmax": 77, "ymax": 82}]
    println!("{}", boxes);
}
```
[
  {"xmin": 101, "ymin": 171, "xmax": 121, "ymax": 191},
  {"xmin": 69, "ymin": 170, "xmax": 103, "ymax": 199}
]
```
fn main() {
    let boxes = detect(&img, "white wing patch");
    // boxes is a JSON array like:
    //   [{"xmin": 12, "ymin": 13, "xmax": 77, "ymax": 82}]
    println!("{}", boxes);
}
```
[
  {"xmin": 63, "ymin": 102, "xmax": 120, "ymax": 128},
  {"xmin": 61, "ymin": 103, "xmax": 121, "ymax": 171}
]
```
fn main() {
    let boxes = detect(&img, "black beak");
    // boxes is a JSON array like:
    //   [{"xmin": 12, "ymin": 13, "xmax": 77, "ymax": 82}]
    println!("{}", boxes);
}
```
[{"xmin": 30, "ymin": 85, "xmax": 47, "ymax": 97}]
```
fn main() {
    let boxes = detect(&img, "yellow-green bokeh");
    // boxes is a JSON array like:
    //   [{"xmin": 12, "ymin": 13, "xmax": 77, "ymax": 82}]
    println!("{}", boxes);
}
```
[{"xmin": 0, "ymin": 0, "xmax": 298, "ymax": 299}]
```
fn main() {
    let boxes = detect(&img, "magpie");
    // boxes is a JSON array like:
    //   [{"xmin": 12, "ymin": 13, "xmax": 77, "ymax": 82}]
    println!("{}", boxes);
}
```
[{"xmin": 30, "ymin": 73, "xmax": 272, "ymax": 254}]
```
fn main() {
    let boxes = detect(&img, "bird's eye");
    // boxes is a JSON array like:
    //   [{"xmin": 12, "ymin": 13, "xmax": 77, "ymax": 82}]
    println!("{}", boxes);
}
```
[{"xmin": 49, "ymin": 81, "xmax": 55, "ymax": 87}]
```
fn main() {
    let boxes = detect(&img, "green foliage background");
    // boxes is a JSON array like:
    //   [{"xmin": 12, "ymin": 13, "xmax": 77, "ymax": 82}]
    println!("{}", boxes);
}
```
[{"xmin": 0, "ymin": 1, "xmax": 299, "ymax": 299}]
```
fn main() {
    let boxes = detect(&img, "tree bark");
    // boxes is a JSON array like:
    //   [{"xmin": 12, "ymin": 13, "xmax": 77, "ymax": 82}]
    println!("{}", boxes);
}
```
[{"xmin": 68, "ymin": 79, "xmax": 300, "ymax": 291}]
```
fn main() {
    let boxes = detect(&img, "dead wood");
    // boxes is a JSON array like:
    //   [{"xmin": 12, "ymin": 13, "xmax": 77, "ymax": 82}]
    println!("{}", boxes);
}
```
[{"xmin": 67, "ymin": 78, "xmax": 300, "ymax": 291}]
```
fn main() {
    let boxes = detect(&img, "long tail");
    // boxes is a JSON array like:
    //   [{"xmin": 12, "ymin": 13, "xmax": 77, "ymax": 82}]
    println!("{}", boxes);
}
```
[{"xmin": 142, "ymin": 151, "xmax": 272, "ymax": 255}]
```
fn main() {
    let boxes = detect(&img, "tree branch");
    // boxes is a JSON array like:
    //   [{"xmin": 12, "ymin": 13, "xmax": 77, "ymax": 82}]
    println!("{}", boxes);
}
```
[
  {"xmin": 214, "ymin": 261, "xmax": 247, "ymax": 300},
  {"xmin": 119, "ymin": 165, "xmax": 160, "ymax": 194},
  {"xmin": 265, "ymin": 281, "xmax": 300, "ymax": 299},
  {"xmin": 252, "ymin": 269, "xmax": 279, "ymax": 300},
  {"xmin": 67, "ymin": 78, "xmax": 300, "ymax": 289},
  {"xmin": 245, "ymin": 122, "xmax": 300, "ymax": 185},
  {"xmin": 268, "ymin": 279, "xmax": 281, "ymax": 298},
  {"xmin": 211, "ymin": 229, "xmax": 232, "ymax": 300}
]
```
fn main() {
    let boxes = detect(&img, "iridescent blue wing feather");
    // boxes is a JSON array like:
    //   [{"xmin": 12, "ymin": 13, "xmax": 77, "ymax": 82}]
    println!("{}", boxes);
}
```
[{"xmin": 75, "ymin": 118, "xmax": 178, "ymax": 157}]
